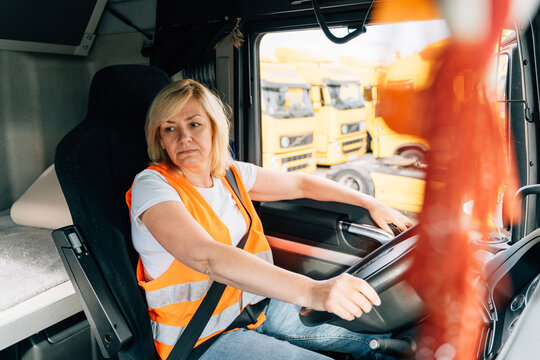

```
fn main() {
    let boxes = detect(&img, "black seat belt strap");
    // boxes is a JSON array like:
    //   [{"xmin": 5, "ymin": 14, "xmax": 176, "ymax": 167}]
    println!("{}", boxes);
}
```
[
  {"xmin": 167, "ymin": 166, "xmax": 256, "ymax": 360},
  {"xmin": 168, "ymin": 281, "xmax": 227, "ymax": 360},
  {"xmin": 188, "ymin": 298, "xmax": 270, "ymax": 359},
  {"xmin": 225, "ymin": 166, "xmax": 253, "ymax": 249}
]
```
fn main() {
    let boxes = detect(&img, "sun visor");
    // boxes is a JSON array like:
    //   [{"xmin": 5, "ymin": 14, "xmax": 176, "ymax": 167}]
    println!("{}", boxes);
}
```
[{"xmin": 0, "ymin": 0, "xmax": 107, "ymax": 56}]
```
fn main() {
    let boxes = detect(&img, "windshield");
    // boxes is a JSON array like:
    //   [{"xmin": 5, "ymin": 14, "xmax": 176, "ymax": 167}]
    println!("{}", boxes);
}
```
[
  {"xmin": 327, "ymin": 84, "xmax": 365, "ymax": 110},
  {"xmin": 262, "ymin": 87, "xmax": 314, "ymax": 118}
]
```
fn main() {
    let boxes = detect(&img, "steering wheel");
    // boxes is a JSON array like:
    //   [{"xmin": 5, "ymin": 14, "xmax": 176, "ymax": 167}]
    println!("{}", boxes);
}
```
[{"xmin": 299, "ymin": 225, "xmax": 425, "ymax": 333}]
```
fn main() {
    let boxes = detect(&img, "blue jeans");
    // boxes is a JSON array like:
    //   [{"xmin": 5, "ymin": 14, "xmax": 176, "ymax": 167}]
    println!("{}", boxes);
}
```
[{"xmin": 199, "ymin": 299, "xmax": 391, "ymax": 360}]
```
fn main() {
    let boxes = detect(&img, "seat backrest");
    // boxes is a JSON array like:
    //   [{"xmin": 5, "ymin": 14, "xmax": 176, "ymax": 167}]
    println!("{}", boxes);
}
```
[{"xmin": 55, "ymin": 65, "xmax": 171, "ymax": 359}]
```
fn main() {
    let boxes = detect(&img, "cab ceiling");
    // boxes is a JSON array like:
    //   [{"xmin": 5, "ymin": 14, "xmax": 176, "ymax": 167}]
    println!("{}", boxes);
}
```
[{"xmin": 156, "ymin": 0, "xmax": 374, "ymax": 28}]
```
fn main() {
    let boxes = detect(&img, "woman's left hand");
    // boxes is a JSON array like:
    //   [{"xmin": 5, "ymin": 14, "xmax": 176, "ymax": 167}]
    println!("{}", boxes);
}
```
[{"xmin": 368, "ymin": 202, "xmax": 413, "ymax": 234}]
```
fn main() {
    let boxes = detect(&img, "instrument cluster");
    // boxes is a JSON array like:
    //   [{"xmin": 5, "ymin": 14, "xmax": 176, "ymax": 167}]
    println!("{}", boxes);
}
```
[{"xmin": 500, "ymin": 274, "xmax": 540, "ymax": 345}]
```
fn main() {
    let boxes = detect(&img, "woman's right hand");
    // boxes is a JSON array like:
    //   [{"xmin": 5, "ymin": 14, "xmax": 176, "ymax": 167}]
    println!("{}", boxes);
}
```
[{"xmin": 309, "ymin": 273, "xmax": 381, "ymax": 321}]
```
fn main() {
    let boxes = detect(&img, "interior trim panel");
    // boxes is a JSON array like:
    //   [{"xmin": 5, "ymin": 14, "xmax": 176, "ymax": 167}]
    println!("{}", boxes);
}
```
[{"xmin": 267, "ymin": 236, "xmax": 362, "ymax": 266}]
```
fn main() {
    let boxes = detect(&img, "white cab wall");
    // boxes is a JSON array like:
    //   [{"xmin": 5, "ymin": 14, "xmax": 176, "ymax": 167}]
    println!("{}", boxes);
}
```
[{"xmin": 0, "ymin": 32, "xmax": 150, "ymax": 210}]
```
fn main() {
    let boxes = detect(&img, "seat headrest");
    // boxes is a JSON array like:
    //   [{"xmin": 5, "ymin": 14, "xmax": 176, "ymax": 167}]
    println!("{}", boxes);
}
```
[
  {"xmin": 55, "ymin": 64, "xmax": 171, "ymax": 249},
  {"xmin": 87, "ymin": 65, "xmax": 170, "ymax": 132}
]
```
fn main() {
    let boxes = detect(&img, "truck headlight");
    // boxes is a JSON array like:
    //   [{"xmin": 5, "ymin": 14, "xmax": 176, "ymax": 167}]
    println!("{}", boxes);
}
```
[{"xmin": 280, "ymin": 136, "xmax": 290, "ymax": 148}]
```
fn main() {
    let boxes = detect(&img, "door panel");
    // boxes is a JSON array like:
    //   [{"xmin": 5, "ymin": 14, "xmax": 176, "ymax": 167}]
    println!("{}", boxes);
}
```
[{"xmin": 258, "ymin": 199, "xmax": 393, "ymax": 279}]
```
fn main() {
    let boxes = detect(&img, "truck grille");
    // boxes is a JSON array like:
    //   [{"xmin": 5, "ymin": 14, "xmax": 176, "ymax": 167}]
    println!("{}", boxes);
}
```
[
  {"xmin": 342, "ymin": 138, "xmax": 364, "ymax": 154},
  {"xmin": 282, "ymin": 152, "xmax": 312, "ymax": 164},
  {"xmin": 287, "ymin": 164, "xmax": 309, "ymax": 172}
]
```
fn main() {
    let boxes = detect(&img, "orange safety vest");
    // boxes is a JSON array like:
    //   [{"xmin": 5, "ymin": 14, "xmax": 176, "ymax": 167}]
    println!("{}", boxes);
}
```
[{"xmin": 126, "ymin": 163, "xmax": 272, "ymax": 360}]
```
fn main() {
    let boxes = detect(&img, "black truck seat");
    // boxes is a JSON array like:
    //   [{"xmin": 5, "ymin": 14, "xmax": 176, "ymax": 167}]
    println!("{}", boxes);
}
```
[{"xmin": 54, "ymin": 65, "xmax": 171, "ymax": 359}]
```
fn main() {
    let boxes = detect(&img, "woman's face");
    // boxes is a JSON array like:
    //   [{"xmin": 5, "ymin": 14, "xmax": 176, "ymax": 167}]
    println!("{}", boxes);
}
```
[{"xmin": 159, "ymin": 98, "xmax": 213, "ymax": 172}]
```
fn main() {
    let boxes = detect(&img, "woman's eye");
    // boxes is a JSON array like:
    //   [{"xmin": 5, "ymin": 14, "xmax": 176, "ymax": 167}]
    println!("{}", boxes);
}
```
[
  {"xmin": 163, "ymin": 126, "xmax": 175, "ymax": 133},
  {"xmin": 190, "ymin": 122, "xmax": 201, "ymax": 128}
]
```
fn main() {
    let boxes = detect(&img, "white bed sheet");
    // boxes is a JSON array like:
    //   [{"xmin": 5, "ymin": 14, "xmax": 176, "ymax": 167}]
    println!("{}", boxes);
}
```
[{"xmin": 0, "ymin": 209, "xmax": 82, "ymax": 350}]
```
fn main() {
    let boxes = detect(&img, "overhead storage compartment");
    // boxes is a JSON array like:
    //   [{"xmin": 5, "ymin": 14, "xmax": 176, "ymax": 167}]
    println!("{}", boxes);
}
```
[{"xmin": 0, "ymin": 0, "xmax": 107, "ymax": 56}]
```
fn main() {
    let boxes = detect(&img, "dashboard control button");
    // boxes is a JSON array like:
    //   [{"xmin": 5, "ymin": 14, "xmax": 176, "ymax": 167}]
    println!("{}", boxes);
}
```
[{"xmin": 510, "ymin": 294, "xmax": 525, "ymax": 312}]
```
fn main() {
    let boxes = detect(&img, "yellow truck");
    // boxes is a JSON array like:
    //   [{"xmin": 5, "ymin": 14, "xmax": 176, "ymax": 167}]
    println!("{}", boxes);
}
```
[
  {"xmin": 326, "ymin": 155, "xmax": 426, "ymax": 216},
  {"xmin": 341, "ymin": 55, "xmax": 430, "ymax": 162},
  {"xmin": 328, "ymin": 40, "xmax": 450, "ymax": 213},
  {"xmin": 274, "ymin": 47, "xmax": 368, "ymax": 165},
  {"xmin": 339, "ymin": 57, "xmax": 382, "ymax": 154},
  {"xmin": 260, "ymin": 54, "xmax": 317, "ymax": 173}
]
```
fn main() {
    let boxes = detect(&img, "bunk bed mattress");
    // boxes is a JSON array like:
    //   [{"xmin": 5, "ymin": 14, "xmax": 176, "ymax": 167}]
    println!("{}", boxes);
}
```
[{"xmin": 0, "ymin": 209, "xmax": 69, "ymax": 311}]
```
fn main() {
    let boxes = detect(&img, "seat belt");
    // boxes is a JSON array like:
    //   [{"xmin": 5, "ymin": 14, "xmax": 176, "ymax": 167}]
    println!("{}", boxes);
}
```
[
  {"xmin": 168, "ymin": 166, "xmax": 266, "ymax": 360},
  {"xmin": 188, "ymin": 297, "xmax": 269, "ymax": 359}
]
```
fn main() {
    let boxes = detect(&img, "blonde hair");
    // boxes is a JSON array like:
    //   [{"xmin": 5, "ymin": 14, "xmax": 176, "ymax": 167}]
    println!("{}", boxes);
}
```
[{"xmin": 146, "ymin": 79, "xmax": 233, "ymax": 177}]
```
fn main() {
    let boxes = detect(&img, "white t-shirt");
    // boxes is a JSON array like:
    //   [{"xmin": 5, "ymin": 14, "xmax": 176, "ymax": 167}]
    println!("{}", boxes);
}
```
[{"xmin": 130, "ymin": 161, "xmax": 258, "ymax": 281}]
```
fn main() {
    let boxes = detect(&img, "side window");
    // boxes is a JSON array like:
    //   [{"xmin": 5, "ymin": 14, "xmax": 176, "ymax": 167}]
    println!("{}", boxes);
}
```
[
  {"xmin": 327, "ymin": 84, "xmax": 365, "ymax": 110},
  {"xmin": 258, "ymin": 22, "xmax": 450, "ymax": 220},
  {"xmin": 485, "ymin": 33, "xmax": 514, "ymax": 232},
  {"xmin": 496, "ymin": 53, "xmax": 510, "ymax": 136}
]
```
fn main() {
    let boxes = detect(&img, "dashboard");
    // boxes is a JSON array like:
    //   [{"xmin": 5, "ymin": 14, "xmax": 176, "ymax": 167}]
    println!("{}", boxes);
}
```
[
  {"xmin": 500, "ymin": 274, "xmax": 539, "ymax": 344},
  {"xmin": 480, "ymin": 228, "xmax": 540, "ymax": 359},
  {"xmin": 260, "ymin": 197, "xmax": 540, "ymax": 359}
]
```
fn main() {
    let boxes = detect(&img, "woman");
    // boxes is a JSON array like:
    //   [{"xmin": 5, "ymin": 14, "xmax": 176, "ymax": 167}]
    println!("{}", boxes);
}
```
[{"xmin": 127, "ymin": 79, "xmax": 412, "ymax": 360}]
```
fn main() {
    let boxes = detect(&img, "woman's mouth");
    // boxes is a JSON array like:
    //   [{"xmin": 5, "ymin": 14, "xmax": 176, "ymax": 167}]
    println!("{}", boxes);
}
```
[{"xmin": 178, "ymin": 149, "xmax": 196, "ymax": 155}]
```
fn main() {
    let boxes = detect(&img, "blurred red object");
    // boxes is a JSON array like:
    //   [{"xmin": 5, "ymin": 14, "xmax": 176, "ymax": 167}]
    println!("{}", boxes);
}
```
[{"xmin": 374, "ymin": 0, "xmax": 519, "ymax": 358}]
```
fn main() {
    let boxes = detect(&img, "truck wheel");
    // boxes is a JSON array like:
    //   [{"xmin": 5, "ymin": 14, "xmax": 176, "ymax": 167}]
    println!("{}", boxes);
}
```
[
  {"xmin": 399, "ymin": 148, "xmax": 425, "ymax": 163},
  {"xmin": 334, "ymin": 169, "xmax": 375, "ymax": 195}
]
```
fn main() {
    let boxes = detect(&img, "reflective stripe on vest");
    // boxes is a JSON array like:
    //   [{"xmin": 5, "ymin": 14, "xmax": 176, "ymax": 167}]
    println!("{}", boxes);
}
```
[
  {"xmin": 151, "ymin": 295, "xmax": 269, "ymax": 346},
  {"xmin": 151, "ymin": 301, "xmax": 242, "ymax": 346},
  {"xmin": 126, "ymin": 163, "xmax": 272, "ymax": 360},
  {"xmin": 145, "ymin": 250, "xmax": 273, "ymax": 309},
  {"xmin": 242, "ymin": 293, "xmax": 267, "ymax": 309}
]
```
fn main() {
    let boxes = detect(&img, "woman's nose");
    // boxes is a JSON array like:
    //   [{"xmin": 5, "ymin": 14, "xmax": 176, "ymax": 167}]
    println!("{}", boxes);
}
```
[{"xmin": 177, "ymin": 129, "xmax": 192, "ymax": 143}]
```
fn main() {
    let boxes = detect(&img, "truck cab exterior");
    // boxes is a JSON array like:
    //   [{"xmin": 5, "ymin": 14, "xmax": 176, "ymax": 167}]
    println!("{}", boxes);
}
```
[
  {"xmin": 260, "ymin": 55, "xmax": 317, "ymax": 173},
  {"xmin": 369, "ymin": 42, "xmax": 449, "ymax": 162},
  {"xmin": 274, "ymin": 47, "xmax": 368, "ymax": 165},
  {"xmin": 374, "ymin": 52, "xmax": 434, "ymax": 162},
  {"xmin": 339, "ymin": 56, "xmax": 382, "ymax": 153}
]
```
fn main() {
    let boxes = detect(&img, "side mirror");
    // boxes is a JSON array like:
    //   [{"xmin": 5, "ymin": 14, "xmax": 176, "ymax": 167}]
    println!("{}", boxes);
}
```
[
  {"xmin": 511, "ymin": 184, "xmax": 540, "ymax": 244},
  {"xmin": 364, "ymin": 85, "xmax": 373, "ymax": 102},
  {"xmin": 319, "ymin": 87, "xmax": 326, "ymax": 106}
]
